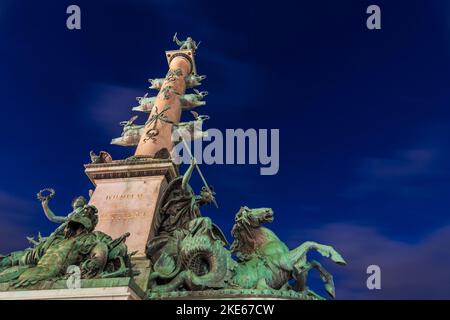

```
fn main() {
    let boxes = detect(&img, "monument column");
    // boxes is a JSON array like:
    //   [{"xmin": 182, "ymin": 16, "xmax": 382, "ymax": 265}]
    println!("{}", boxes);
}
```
[
  {"xmin": 86, "ymin": 35, "xmax": 202, "ymax": 258},
  {"xmin": 134, "ymin": 54, "xmax": 192, "ymax": 157}
]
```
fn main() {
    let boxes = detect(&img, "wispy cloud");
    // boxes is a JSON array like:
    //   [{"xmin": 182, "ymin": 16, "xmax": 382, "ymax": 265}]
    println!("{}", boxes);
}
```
[
  {"xmin": 341, "ymin": 147, "xmax": 447, "ymax": 199},
  {"xmin": 84, "ymin": 83, "xmax": 144, "ymax": 137},
  {"xmin": 287, "ymin": 223, "xmax": 450, "ymax": 299},
  {"xmin": 359, "ymin": 149, "xmax": 436, "ymax": 178}
]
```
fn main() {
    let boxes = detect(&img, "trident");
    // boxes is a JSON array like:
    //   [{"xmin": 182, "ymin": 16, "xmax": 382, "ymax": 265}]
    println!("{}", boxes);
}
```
[{"xmin": 179, "ymin": 137, "xmax": 218, "ymax": 208}]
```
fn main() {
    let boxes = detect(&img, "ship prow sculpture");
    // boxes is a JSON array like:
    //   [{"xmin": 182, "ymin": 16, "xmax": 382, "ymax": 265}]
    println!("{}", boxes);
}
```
[{"xmin": 0, "ymin": 34, "xmax": 346, "ymax": 300}]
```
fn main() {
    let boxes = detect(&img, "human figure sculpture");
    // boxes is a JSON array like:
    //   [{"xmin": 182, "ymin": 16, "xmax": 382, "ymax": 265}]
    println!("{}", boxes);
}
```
[
  {"xmin": 0, "ymin": 198, "xmax": 135, "ymax": 287},
  {"xmin": 157, "ymin": 158, "xmax": 215, "ymax": 234},
  {"xmin": 173, "ymin": 32, "xmax": 200, "ymax": 52},
  {"xmin": 37, "ymin": 189, "xmax": 92, "ymax": 226}
]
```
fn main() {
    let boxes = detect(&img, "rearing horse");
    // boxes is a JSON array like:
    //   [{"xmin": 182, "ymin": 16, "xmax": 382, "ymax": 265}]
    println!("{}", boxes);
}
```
[{"xmin": 230, "ymin": 206, "xmax": 347, "ymax": 298}]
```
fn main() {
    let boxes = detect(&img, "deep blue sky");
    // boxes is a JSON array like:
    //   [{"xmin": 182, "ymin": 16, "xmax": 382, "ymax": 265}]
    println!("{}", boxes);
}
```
[{"xmin": 1, "ymin": 0, "xmax": 450, "ymax": 299}]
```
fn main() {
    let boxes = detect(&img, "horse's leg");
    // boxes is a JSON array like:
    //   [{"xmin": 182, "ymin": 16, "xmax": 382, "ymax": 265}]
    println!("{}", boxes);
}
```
[
  {"xmin": 309, "ymin": 260, "xmax": 336, "ymax": 298},
  {"xmin": 292, "ymin": 262, "xmax": 311, "ymax": 293},
  {"xmin": 287, "ymin": 241, "xmax": 346, "ymax": 268}
]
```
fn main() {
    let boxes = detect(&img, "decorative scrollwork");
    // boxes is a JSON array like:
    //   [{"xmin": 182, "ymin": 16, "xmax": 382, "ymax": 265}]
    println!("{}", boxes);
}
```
[{"xmin": 143, "ymin": 106, "xmax": 173, "ymax": 143}]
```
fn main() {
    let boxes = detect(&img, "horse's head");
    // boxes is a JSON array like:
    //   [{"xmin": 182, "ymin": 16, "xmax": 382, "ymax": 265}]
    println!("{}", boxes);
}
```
[
  {"xmin": 234, "ymin": 206, "xmax": 274, "ymax": 228},
  {"xmin": 231, "ymin": 206, "xmax": 274, "ymax": 258}
]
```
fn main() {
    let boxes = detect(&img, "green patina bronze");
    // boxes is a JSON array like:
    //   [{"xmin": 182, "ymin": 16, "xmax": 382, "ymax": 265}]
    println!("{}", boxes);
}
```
[
  {"xmin": 229, "ymin": 207, "xmax": 345, "ymax": 297},
  {"xmin": 145, "ymin": 161, "xmax": 346, "ymax": 300},
  {"xmin": 173, "ymin": 33, "xmax": 199, "ymax": 52},
  {"xmin": 0, "ymin": 34, "xmax": 347, "ymax": 299},
  {"xmin": 0, "ymin": 193, "xmax": 137, "ymax": 289}
]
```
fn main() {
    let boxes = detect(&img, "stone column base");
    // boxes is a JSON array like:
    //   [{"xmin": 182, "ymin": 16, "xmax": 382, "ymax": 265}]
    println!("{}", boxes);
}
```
[
  {"xmin": 0, "ymin": 286, "xmax": 140, "ymax": 300},
  {"xmin": 147, "ymin": 289, "xmax": 323, "ymax": 300},
  {"xmin": 85, "ymin": 157, "xmax": 178, "ymax": 256}
]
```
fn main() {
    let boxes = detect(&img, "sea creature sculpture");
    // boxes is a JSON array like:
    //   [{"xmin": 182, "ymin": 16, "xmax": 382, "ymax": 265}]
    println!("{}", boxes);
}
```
[
  {"xmin": 147, "ymin": 202, "xmax": 346, "ymax": 299},
  {"xmin": 172, "ymin": 111, "xmax": 209, "ymax": 145},
  {"xmin": 132, "ymin": 90, "xmax": 208, "ymax": 113},
  {"xmin": 229, "ymin": 207, "xmax": 346, "ymax": 298},
  {"xmin": 179, "ymin": 89, "xmax": 208, "ymax": 110},
  {"xmin": 111, "ymin": 115, "xmax": 145, "ymax": 147},
  {"xmin": 149, "ymin": 75, "xmax": 206, "ymax": 90}
]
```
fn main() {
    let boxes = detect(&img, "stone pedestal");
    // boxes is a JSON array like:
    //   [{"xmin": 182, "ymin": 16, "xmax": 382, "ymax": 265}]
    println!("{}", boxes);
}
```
[
  {"xmin": 0, "ymin": 286, "xmax": 140, "ymax": 300},
  {"xmin": 0, "ymin": 278, "xmax": 145, "ymax": 300},
  {"xmin": 148, "ymin": 289, "xmax": 320, "ymax": 300},
  {"xmin": 85, "ymin": 158, "xmax": 178, "ymax": 256}
]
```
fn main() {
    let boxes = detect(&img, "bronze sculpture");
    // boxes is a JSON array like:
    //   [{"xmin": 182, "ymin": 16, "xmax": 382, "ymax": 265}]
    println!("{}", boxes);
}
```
[
  {"xmin": 173, "ymin": 32, "xmax": 199, "ymax": 52},
  {"xmin": 0, "ymin": 195, "xmax": 136, "ymax": 287},
  {"xmin": 0, "ymin": 34, "xmax": 347, "ymax": 300}
]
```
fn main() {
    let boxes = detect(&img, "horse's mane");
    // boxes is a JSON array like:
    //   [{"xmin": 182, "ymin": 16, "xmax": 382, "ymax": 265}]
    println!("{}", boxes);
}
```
[{"xmin": 230, "ymin": 208, "xmax": 265, "ymax": 260}]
